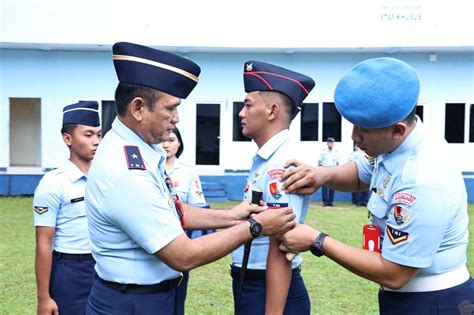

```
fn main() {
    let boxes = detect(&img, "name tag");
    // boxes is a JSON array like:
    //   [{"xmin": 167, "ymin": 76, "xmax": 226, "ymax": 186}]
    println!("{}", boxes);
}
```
[{"xmin": 70, "ymin": 197, "xmax": 84, "ymax": 203}]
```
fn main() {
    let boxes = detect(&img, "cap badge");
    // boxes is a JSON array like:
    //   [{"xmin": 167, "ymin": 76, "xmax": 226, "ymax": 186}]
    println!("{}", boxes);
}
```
[{"xmin": 246, "ymin": 63, "xmax": 253, "ymax": 71}]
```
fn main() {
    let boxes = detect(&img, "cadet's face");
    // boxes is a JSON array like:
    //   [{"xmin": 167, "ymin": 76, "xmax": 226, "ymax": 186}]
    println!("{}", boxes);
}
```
[
  {"xmin": 351, "ymin": 125, "xmax": 394, "ymax": 157},
  {"xmin": 327, "ymin": 142, "xmax": 334, "ymax": 150},
  {"xmin": 66, "ymin": 125, "xmax": 102, "ymax": 162},
  {"xmin": 160, "ymin": 132, "xmax": 181, "ymax": 159},
  {"xmin": 239, "ymin": 92, "xmax": 268, "ymax": 139},
  {"xmin": 141, "ymin": 94, "xmax": 181, "ymax": 144}
]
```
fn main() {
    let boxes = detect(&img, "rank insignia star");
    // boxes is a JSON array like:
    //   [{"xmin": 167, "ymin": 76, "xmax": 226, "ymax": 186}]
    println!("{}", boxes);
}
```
[{"xmin": 124, "ymin": 145, "xmax": 146, "ymax": 170}]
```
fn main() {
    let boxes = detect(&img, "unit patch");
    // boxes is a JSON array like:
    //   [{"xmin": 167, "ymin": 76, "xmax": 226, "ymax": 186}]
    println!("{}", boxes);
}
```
[
  {"xmin": 386, "ymin": 224, "xmax": 409, "ymax": 245},
  {"xmin": 393, "ymin": 192, "xmax": 416, "ymax": 206},
  {"xmin": 269, "ymin": 182, "xmax": 283, "ymax": 200},
  {"xmin": 267, "ymin": 169, "xmax": 284, "ymax": 179},
  {"xmin": 34, "ymin": 206, "xmax": 49, "ymax": 215},
  {"xmin": 393, "ymin": 205, "xmax": 409, "ymax": 225},
  {"xmin": 124, "ymin": 145, "xmax": 146, "ymax": 170}
]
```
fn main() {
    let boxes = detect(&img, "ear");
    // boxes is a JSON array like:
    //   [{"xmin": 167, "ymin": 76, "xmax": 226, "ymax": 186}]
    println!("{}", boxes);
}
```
[
  {"xmin": 62, "ymin": 132, "xmax": 72, "ymax": 147},
  {"xmin": 267, "ymin": 102, "xmax": 280, "ymax": 121},
  {"xmin": 392, "ymin": 122, "xmax": 407, "ymax": 140},
  {"xmin": 129, "ymin": 97, "xmax": 146, "ymax": 122}
]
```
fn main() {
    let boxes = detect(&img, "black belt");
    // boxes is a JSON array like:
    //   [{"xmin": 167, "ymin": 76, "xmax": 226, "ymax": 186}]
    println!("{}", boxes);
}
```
[
  {"xmin": 230, "ymin": 265, "xmax": 301, "ymax": 281},
  {"xmin": 99, "ymin": 275, "xmax": 183, "ymax": 294},
  {"xmin": 53, "ymin": 250, "xmax": 94, "ymax": 261}
]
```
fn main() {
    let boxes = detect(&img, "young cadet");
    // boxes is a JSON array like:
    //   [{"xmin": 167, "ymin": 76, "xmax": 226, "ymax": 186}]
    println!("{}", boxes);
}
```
[
  {"xmin": 84, "ymin": 42, "xmax": 296, "ymax": 314},
  {"xmin": 278, "ymin": 57, "xmax": 474, "ymax": 314},
  {"xmin": 231, "ymin": 61, "xmax": 315, "ymax": 315},
  {"xmin": 33, "ymin": 101, "xmax": 101, "ymax": 315}
]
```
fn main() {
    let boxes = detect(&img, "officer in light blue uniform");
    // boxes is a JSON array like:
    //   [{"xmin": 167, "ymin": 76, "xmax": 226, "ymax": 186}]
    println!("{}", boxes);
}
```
[
  {"xmin": 85, "ymin": 42, "xmax": 296, "ymax": 315},
  {"xmin": 347, "ymin": 144, "xmax": 369, "ymax": 206},
  {"xmin": 231, "ymin": 61, "xmax": 315, "ymax": 315},
  {"xmin": 33, "ymin": 101, "xmax": 101, "ymax": 315},
  {"xmin": 278, "ymin": 57, "xmax": 474, "ymax": 314},
  {"xmin": 318, "ymin": 137, "xmax": 339, "ymax": 206}
]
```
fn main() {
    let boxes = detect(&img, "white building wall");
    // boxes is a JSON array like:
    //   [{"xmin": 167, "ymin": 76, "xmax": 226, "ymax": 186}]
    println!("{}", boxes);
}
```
[{"xmin": 1, "ymin": 50, "xmax": 473, "ymax": 172}]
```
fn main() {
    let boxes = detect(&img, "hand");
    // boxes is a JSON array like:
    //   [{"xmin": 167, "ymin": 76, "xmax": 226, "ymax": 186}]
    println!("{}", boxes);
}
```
[
  {"xmin": 229, "ymin": 201, "xmax": 268, "ymax": 221},
  {"xmin": 277, "ymin": 224, "xmax": 319, "ymax": 253},
  {"xmin": 280, "ymin": 159, "xmax": 323, "ymax": 194},
  {"xmin": 254, "ymin": 207, "xmax": 296, "ymax": 236},
  {"xmin": 37, "ymin": 296, "xmax": 59, "ymax": 315}
]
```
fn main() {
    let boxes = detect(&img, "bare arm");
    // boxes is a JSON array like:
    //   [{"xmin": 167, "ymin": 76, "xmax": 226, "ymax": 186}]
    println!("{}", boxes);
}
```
[
  {"xmin": 183, "ymin": 201, "xmax": 267, "ymax": 230},
  {"xmin": 281, "ymin": 160, "xmax": 369, "ymax": 195},
  {"xmin": 35, "ymin": 226, "xmax": 59, "ymax": 315},
  {"xmin": 278, "ymin": 224, "xmax": 418, "ymax": 289},
  {"xmin": 156, "ymin": 207, "xmax": 296, "ymax": 272},
  {"xmin": 265, "ymin": 236, "xmax": 291, "ymax": 315}
]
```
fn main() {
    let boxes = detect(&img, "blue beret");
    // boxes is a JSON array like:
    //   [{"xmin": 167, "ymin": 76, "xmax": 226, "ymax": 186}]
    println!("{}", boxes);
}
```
[
  {"xmin": 112, "ymin": 42, "xmax": 201, "ymax": 99},
  {"xmin": 334, "ymin": 57, "xmax": 420, "ymax": 128},
  {"xmin": 243, "ymin": 61, "xmax": 315, "ymax": 111},
  {"xmin": 62, "ymin": 101, "xmax": 100, "ymax": 127}
]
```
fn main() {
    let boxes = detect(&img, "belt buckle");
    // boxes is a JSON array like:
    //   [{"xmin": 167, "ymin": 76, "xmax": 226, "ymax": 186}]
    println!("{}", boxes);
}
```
[{"xmin": 177, "ymin": 274, "xmax": 184, "ymax": 287}]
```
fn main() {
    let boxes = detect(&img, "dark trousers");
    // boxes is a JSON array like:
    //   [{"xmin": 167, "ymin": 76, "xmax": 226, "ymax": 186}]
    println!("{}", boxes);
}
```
[
  {"xmin": 232, "ymin": 267, "xmax": 310, "ymax": 315},
  {"xmin": 352, "ymin": 191, "xmax": 369, "ymax": 206},
  {"xmin": 50, "ymin": 253, "xmax": 95, "ymax": 315},
  {"xmin": 173, "ymin": 271, "xmax": 189, "ymax": 315},
  {"xmin": 322, "ymin": 186, "xmax": 334, "ymax": 206},
  {"xmin": 86, "ymin": 275, "xmax": 177, "ymax": 315},
  {"xmin": 379, "ymin": 278, "xmax": 474, "ymax": 315}
]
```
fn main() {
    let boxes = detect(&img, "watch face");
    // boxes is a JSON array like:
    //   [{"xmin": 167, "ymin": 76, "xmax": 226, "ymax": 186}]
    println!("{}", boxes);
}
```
[{"xmin": 251, "ymin": 221, "xmax": 262, "ymax": 236}]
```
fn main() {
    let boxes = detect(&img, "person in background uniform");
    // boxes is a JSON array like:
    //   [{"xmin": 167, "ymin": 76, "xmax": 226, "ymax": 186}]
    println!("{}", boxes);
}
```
[
  {"xmin": 347, "ymin": 143, "xmax": 369, "ymax": 206},
  {"xmin": 33, "ymin": 101, "xmax": 101, "ymax": 315},
  {"xmin": 231, "ymin": 61, "xmax": 315, "ymax": 315},
  {"xmin": 278, "ymin": 57, "xmax": 474, "ymax": 314},
  {"xmin": 318, "ymin": 137, "xmax": 339, "ymax": 206},
  {"xmin": 85, "ymin": 42, "xmax": 296, "ymax": 315},
  {"xmin": 160, "ymin": 125, "xmax": 213, "ymax": 315}
]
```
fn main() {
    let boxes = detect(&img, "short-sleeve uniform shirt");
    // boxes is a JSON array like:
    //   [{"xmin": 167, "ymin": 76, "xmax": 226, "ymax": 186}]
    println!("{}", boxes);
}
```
[
  {"xmin": 319, "ymin": 148, "xmax": 339, "ymax": 167},
  {"xmin": 33, "ymin": 160, "xmax": 90, "ymax": 253},
  {"xmin": 355, "ymin": 118, "xmax": 469, "ymax": 277},
  {"xmin": 85, "ymin": 118, "xmax": 184, "ymax": 284},
  {"xmin": 167, "ymin": 159, "xmax": 207, "ymax": 207},
  {"xmin": 232, "ymin": 129, "xmax": 309, "ymax": 270}
]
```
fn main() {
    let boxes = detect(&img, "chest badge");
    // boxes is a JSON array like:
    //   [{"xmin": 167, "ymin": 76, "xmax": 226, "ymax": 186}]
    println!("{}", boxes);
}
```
[
  {"xmin": 124, "ymin": 145, "xmax": 146, "ymax": 170},
  {"xmin": 393, "ymin": 205, "xmax": 409, "ymax": 225}
]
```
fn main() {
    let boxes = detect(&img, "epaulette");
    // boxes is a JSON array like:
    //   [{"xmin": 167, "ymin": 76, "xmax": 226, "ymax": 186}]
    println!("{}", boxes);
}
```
[{"xmin": 124, "ymin": 145, "xmax": 146, "ymax": 170}]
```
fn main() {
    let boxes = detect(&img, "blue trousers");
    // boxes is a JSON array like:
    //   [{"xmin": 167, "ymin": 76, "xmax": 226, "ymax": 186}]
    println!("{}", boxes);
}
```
[
  {"xmin": 379, "ymin": 278, "xmax": 474, "ymax": 314},
  {"xmin": 232, "ymin": 267, "xmax": 310, "ymax": 315},
  {"xmin": 321, "ymin": 185, "xmax": 334, "ymax": 206},
  {"xmin": 50, "ymin": 253, "xmax": 95, "ymax": 315},
  {"xmin": 86, "ymin": 275, "xmax": 177, "ymax": 315},
  {"xmin": 352, "ymin": 191, "xmax": 369, "ymax": 206}
]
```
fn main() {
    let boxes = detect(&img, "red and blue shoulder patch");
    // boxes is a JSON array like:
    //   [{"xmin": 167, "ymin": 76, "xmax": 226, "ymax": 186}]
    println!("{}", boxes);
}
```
[{"xmin": 124, "ymin": 145, "xmax": 146, "ymax": 170}]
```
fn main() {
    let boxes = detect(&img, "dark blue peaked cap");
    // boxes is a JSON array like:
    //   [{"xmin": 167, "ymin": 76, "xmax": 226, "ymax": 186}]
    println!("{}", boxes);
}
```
[
  {"xmin": 243, "ymin": 60, "xmax": 315, "ymax": 111},
  {"xmin": 334, "ymin": 57, "xmax": 420, "ymax": 128},
  {"xmin": 112, "ymin": 42, "xmax": 201, "ymax": 99},
  {"xmin": 62, "ymin": 101, "xmax": 100, "ymax": 127}
]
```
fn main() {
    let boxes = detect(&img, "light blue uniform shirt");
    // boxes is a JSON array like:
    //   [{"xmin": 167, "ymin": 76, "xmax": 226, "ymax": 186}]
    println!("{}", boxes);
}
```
[
  {"xmin": 168, "ymin": 159, "xmax": 207, "ymax": 207},
  {"xmin": 33, "ymin": 160, "xmax": 90, "ymax": 253},
  {"xmin": 356, "ymin": 118, "xmax": 469, "ymax": 276},
  {"xmin": 319, "ymin": 148, "xmax": 339, "ymax": 167},
  {"xmin": 232, "ymin": 130, "xmax": 309, "ymax": 270},
  {"xmin": 85, "ymin": 118, "xmax": 183, "ymax": 284}
]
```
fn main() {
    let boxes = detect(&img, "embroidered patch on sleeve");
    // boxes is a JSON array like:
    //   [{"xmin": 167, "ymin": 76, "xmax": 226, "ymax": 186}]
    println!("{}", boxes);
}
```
[
  {"xmin": 267, "ymin": 202, "xmax": 289, "ymax": 209},
  {"xmin": 393, "ymin": 192, "xmax": 416, "ymax": 206},
  {"xmin": 386, "ymin": 224, "xmax": 409, "ymax": 245},
  {"xmin": 269, "ymin": 182, "xmax": 283, "ymax": 200},
  {"xmin": 393, "ymin": 205, "xmax": 409, "ymax": 225},
  {"xmin": 124, "ymin": 145, "xmax": 146, "ymax": 170},
  {"xmin": 34, "ymin": 206, "xmax": 49, "ymax": 215}
]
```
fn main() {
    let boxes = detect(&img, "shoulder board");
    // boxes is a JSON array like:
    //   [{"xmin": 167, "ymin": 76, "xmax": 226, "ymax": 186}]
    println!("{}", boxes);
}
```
[{"xmin": 124, "ymin": 145, "xmax": 146, "ymax": 170}]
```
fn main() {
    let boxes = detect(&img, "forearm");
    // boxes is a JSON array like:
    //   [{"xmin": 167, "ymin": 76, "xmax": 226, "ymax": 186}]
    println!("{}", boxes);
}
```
[
  {"xmin": 184, "ymin": 204, "xmax": 239, "ymax": 230},
  {"xmin": 159, "ymin": 221, "xmax": 252, "ymax": 272},
  {"xmin": 322, "ymin": 162, "xmax": 368, "ymax": 192},
  {"xmin": 265, "ymin": 236, "xmax": 291, "ymax": 315},
  {"xmin": 35, "ymin": 243, "xmax": 53, "ymax": 299},
  {"xmin": 323, "ymin": 237, "xmax": 417, "ymax": 289}
]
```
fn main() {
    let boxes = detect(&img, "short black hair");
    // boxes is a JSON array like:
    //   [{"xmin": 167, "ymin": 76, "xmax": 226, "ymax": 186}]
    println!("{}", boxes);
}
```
[
  {"xmin": 61, "ymin": 124, "xmax": 78, "ymax": 135},
  {"xmin": 172, "ymin": 126, "xmax": 184, "ymax": 158},
  {"xmin": 260, "ymin": 91, "xmax": 295, "ymax": 123},
  {"xmin": 114, "ymin": 83, "xmax": 161, "ymax": 116}
]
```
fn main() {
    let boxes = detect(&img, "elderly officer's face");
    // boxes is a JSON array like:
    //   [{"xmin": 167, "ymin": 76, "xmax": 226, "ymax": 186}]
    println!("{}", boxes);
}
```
[
  {"xmin": 139, "ymin": 93, "xmax": 181, "ymax": 144},
  {"xmin": 239, "ymin": 91, "xmax": 269, "ymax": 139},
  {"xmin": 351, "ymin": 125, "xmax": 396, "ymax": 157},
  {"xmin": 64, "ymin": 125, "xmax": 102, "ymax": 162}
]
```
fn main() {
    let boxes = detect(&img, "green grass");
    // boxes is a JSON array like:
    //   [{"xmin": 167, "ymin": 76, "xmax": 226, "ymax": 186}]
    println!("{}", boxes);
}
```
[{"xmin": 1, "ymin": 197, "xmax": 473, "ymax": 314}]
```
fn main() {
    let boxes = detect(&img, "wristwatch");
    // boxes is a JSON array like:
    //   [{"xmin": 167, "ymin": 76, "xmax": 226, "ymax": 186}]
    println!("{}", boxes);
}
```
[
  {"xmin": 248, "ymin": 217, "xmax": 262, "ymax": 238},
  {"xmin": 310, "ymin": 232, "xmax": 328, "ymax": 257}
]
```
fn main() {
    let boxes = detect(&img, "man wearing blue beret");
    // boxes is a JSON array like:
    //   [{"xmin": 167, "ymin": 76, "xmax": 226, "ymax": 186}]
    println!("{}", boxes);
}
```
[
  {"xmin": 84, "ymin": 42, "xmax": 296, "ymax": 314},
  {"xmin": 231, "ymin": 61, "xmax": 314, "ymax": 315},
  {"xmin": 33, "ymin": 101, "xmax": 101, "ymax": 315},
  {"xmin": 277, "ymin": 57, "xmax": 474, "ymax": 313}
]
